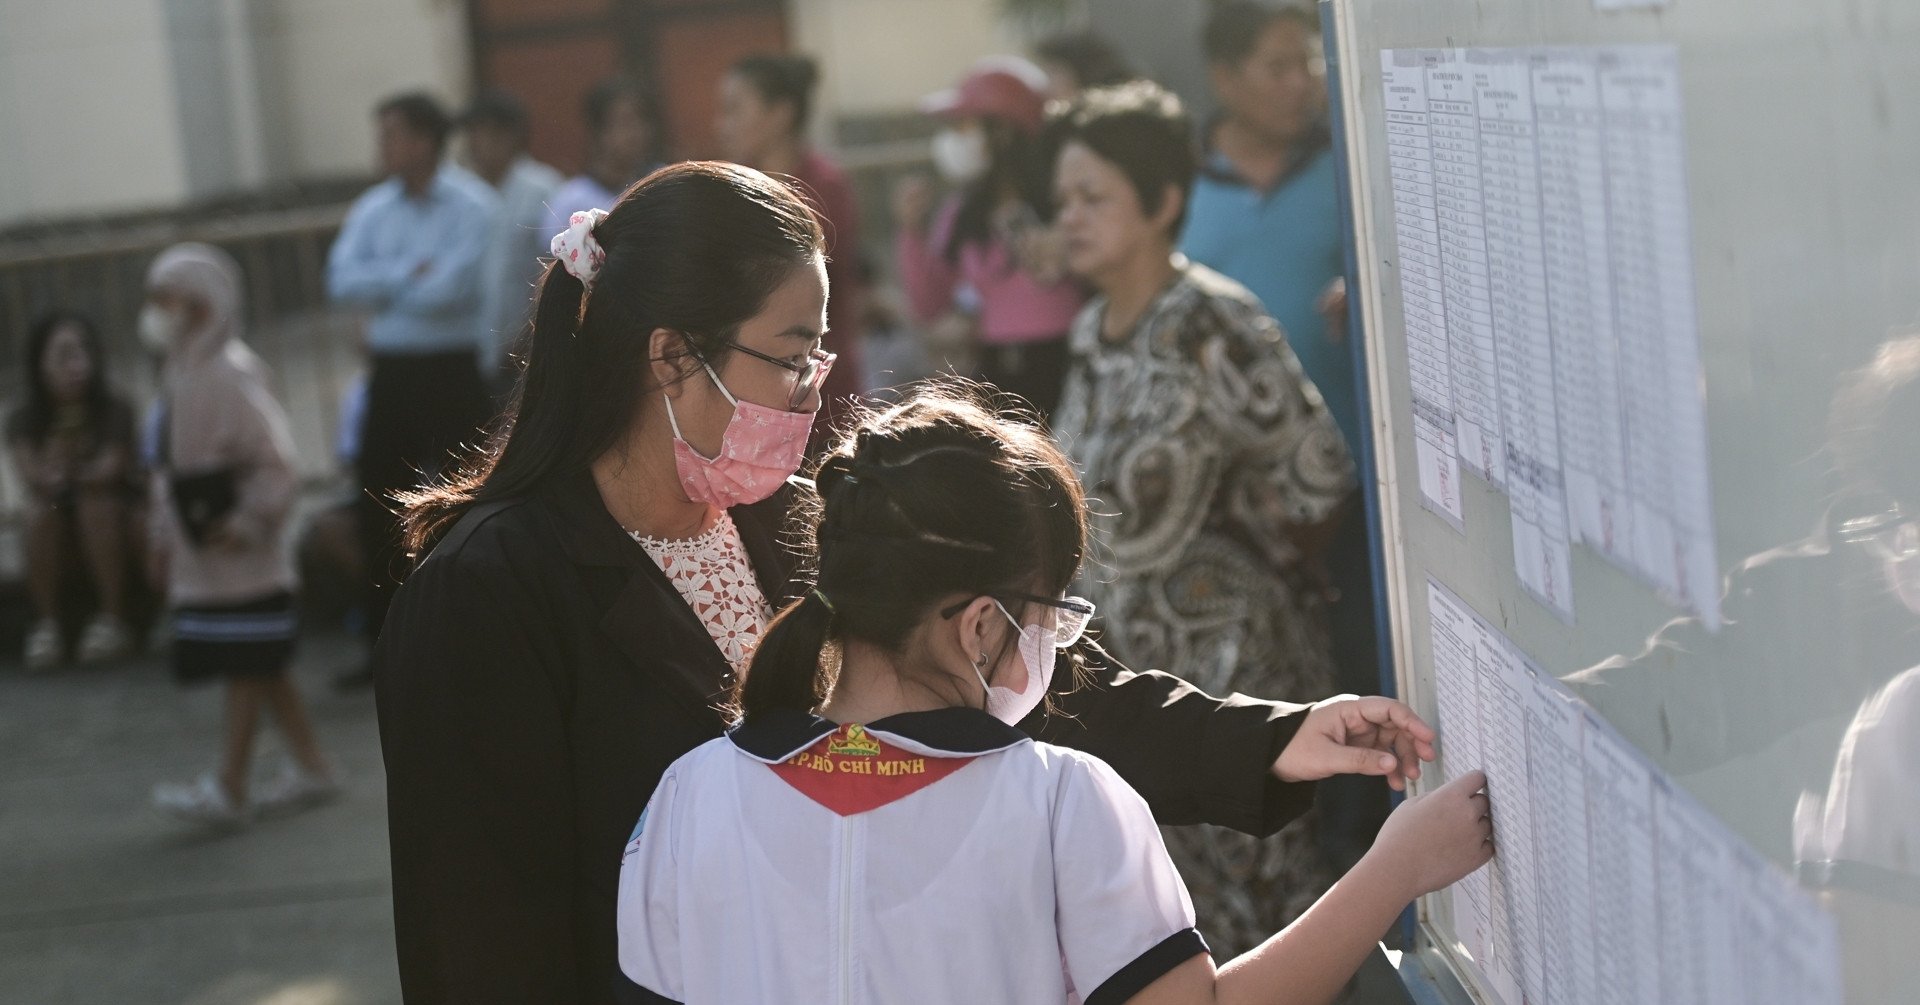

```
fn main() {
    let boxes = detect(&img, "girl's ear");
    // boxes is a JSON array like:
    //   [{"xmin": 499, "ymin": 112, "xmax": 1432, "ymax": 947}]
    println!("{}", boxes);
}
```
[{"xmin": 951, "ymin": 595, "xmax": 1009, "ymax": 670}]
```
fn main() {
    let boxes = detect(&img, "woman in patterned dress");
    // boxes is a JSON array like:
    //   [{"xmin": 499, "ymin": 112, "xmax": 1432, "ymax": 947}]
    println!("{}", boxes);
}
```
[{"xmin": 1051, "ymin": 81, "xmax": 1359, "ymax": 953}]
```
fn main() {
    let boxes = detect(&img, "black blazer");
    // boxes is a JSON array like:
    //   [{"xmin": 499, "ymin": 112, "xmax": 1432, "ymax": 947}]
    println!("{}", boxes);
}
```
[{"xmin": 375, "ymin": 470, "xmax": 1316, "ymax": 1004}]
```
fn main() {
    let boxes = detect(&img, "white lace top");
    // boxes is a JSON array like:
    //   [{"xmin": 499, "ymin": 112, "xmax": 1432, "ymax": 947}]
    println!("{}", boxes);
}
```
[{"xmin": 629, "ymin": 512, "xmax": 770, "ymax": 678}]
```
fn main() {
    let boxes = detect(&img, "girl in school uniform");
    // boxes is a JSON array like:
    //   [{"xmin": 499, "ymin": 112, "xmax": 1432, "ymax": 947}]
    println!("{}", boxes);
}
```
[{"xmin": 616, "ymin": 387, "xmax": 1494, "ymax": 1005}]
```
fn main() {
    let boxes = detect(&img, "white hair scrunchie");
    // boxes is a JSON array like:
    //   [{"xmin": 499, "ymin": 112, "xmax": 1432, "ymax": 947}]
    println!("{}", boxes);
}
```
[{"xmin": 550, "ymin": 208, "xmax": 610, "ymax": 288}]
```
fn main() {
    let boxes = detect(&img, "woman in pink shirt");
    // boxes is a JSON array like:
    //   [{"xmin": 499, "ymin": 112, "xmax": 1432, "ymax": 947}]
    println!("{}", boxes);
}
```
[{"xmin": 894, "ymin": 57, "xmax": 1086, "ymax": 419}]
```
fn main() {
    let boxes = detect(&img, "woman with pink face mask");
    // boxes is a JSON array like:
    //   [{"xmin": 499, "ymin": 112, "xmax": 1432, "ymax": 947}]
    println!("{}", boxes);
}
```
[{"xmin": 375, "ymin": 161, "xmax": 1440, "ymax": 1005}]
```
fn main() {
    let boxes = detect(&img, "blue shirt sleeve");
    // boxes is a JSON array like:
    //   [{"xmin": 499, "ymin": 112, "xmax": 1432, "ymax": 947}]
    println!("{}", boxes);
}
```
[
  {"xmin": 391, "ymin": 186, "xmax": 495, "ymax": 318},
  {"xmin": 326, "ymin": 190, "xmax": 411, "ymax": 308}
]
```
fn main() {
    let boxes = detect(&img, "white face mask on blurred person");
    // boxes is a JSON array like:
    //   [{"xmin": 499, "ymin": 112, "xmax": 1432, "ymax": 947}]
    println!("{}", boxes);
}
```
[
  {"xmin": 137, "ymin": 304, "xmax": 184, "ymax": 355},
  {"xmin": 931, "ymin": 128, "xmax": 989, "ymax": 185}
]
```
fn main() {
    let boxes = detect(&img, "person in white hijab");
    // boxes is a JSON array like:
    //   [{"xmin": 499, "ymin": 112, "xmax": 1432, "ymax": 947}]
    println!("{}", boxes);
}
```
[{"xmin": 142, "ymin": 242, "xmax": 338, "ymax": 828}]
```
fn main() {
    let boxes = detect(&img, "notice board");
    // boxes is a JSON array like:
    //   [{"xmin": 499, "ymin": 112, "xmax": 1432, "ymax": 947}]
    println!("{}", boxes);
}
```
[{"xmin": 1325, "ymin": 0, "xmax": 1920, "ymax": 1001}]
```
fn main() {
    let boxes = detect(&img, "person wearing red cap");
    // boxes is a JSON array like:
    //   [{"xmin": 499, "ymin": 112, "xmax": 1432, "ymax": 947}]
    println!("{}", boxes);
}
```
[{"xmin": 893, "ymin": 57, "xmax": 1086, "ymax": 419}]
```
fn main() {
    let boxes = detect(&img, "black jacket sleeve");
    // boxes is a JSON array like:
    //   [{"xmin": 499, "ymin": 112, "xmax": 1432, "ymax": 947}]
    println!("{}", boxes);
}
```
[
  {"xmin": 1029, "ymin": 650, "xmax": 1318, "ymax": 836},
  {"xmin": 375, "ymin": 517, "xmax": 581, "ymax": 1003}
]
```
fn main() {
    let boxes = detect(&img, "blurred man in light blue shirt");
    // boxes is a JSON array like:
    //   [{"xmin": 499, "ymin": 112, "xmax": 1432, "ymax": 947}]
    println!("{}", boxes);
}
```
[
  {"xmin": 459, "ymin": 90, "xmax": 562, "ymax": 394},
  {"xmin": 328, "ymin": 106, "xmax": 496, "ymax": 355},
  {"xmin": 326, "ymin": 91, "xmax": 496, "ymax": 689}
]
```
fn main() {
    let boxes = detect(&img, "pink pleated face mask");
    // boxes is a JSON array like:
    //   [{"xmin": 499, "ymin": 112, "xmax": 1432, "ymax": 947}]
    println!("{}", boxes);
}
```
[{"xmin": 664, "ymin": 361, "xmax": 815, "ymax": 510}]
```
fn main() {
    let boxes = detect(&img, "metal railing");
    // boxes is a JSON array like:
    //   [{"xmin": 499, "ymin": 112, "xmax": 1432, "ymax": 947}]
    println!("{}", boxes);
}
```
[
  {"xmin": 0, "ymin": 205, "xmax": 348, "ymax": 378},
  {"xmin": 0, "ymin": 131, "xmax": 935, "ymax": 580},
  {"xmin": 0, "ymin": 206, "xmax": 366, "ymax": 582}
]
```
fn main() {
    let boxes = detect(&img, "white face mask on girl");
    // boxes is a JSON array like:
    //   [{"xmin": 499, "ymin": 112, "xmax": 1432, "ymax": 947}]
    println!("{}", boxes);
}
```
[
  {"xmin": 972, "ymin": 600, "xmax": 1056, "ymax": 725},
  {"xmin": 931, "ymin": 128, "xmax": 990, "ymax": 185}
]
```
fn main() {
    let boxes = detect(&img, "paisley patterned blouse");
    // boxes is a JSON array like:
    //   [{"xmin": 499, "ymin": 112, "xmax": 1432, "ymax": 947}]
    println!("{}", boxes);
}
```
[{"xmin": 1053, "ymin": 261, "xmax": 1356, "ymax": 951}]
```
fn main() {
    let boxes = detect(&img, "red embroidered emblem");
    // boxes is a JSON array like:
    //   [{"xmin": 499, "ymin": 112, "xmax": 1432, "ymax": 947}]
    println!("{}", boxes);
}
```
[{"xmin": 769, "ymin": 724, "xmax": 972, "ymax": 816}]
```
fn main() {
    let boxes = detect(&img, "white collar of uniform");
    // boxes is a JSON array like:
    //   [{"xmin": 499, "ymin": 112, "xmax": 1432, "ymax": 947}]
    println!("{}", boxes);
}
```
[{"xmin": 727, "ymin": 707, "xmax": 1031, "ymax": 764}]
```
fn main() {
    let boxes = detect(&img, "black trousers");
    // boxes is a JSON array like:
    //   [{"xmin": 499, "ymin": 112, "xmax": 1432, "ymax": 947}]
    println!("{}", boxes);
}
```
[{"xmin": 356, "ymin": 350, "xmax": 492, "ymax": 646}]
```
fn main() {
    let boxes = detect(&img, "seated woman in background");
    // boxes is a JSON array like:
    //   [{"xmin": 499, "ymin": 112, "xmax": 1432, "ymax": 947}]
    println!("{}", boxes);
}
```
[
  {"xmin": 1050, "ymin": 81, "xmax": 1359, "ymax": 952},
  {"xmin": 7, "ymin": 310, "xmax": 142, "ymax": 668}
]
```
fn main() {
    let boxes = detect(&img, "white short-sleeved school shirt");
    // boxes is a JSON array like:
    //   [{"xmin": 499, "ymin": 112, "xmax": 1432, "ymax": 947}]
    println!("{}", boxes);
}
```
[{"xmin": 616, "ymin": 707, "xmax": 1208, "ymax": 1005}]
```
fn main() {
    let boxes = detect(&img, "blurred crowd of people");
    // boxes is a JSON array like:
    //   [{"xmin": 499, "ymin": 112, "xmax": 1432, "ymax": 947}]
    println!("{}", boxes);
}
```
[{"xmin": 8, "ymin": 0, "xmax": 1379, "ymax": 956}]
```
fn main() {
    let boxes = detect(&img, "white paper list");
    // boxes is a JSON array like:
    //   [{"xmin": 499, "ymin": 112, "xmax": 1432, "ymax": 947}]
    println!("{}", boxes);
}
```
[
  {"xmin": 1473, "ymin": 621, "xmax": 1547, "ymax": 1004},
  {"xmin": 1526, "ymin": 681, "xmax": 1599, "ymax": 1005},
  {"xmin": 1532, "ymin": 55, "xmax": 1632, "ymax": 566},
  {"xmin": 1652, "ymin": 780, "xmax": 1741, "ymax": 1005},
  {"xmin": 1426, "ymin": 583, "xmax": 1498, "ymax": 982},
  {"xmin": 1474, "ymin": 55, "xmax": 1575, "ymax": 619},
  {"xmin": 1580, "ymin": 710, "xmax": 1661, "ymax": 1005},
  {"xmin": 1766, "ymin": 875, "xmax": 1847, "ymax": 1005},
  {"xmin": 1381, "ymin": 47, "xmax": 1723, "ymax": 627},
  {"xmin": 1598, "ymin": 51, "xmax": 1721, "ymax": 628},
  {"xmin": 1382, "ymin": 54, "xmax": 1466, "ymax": 527},
  {"xmin": 1426, "ymin": 63, "xmax": 1507, "ymax": 487},
  {"xmin": 1732, "ymin": 847, "xmax": 1846, "ymax": 1005},
  {"xmin": 1420, "ymin": 577, "xmax": 1840, "ymax": 1005}
]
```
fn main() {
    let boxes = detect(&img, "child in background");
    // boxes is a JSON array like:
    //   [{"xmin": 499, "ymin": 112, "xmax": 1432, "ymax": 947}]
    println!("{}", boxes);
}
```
[{"xmin": 142, "ymin": 243, "xmax": 337, "ymax": 828}]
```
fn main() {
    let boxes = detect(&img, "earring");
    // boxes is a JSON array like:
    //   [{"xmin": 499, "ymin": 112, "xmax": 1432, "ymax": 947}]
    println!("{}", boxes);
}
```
[{"xmin": 975, "ymin": 652, "xmax": 989, "ymax": 668}]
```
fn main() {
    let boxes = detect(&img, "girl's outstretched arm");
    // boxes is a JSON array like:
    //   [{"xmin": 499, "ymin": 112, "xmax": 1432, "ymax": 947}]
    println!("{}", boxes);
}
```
[{"xmin": 1129, "ymin": 770, "xmax": 1494, "ymax": 1005}]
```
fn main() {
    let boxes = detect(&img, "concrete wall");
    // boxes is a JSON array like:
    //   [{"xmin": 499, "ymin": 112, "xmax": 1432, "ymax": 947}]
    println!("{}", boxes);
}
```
[
  {"xmin": 0, "ymin": 0, "xmax": 191, "ymax": 223},
  {"xmin": 0, "ymin": 0, "xmax": 469, "ymax": 228},
  {"xmin": 255, "ymin": 0, "xmax": 469, "ymax": 181},
  {"xmin": 791, "ymin": 0, "xmax": 1028, "ymax": 146},
  {"xmin": 0, "ymin": 0, "xmax": 1141, "ymax": 225}
]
